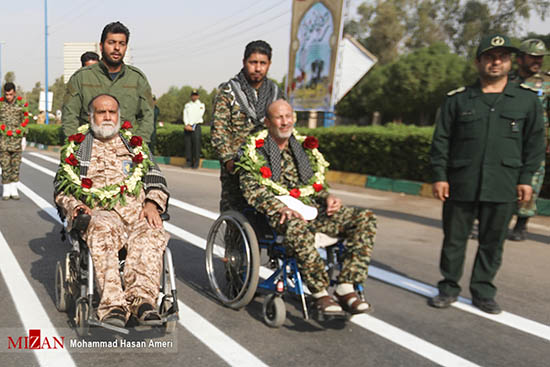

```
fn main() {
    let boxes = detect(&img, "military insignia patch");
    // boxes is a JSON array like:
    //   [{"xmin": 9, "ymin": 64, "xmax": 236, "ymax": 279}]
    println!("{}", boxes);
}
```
[
  {"xmin": 491, "ymin": 36, "xmax": 505, "ymax": 46},
  {"xmin": 447, "ymin": 86, "xmax": 466, "ymax": 96},
  {"xmin": 122, "ymin": 160, "xmax": 132, "ymax": 175}
]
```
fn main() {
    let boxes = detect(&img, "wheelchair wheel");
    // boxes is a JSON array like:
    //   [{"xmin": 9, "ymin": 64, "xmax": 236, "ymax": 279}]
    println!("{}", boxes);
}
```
[
  {"xmin": 205, "ymin": 211, "xmax": 260, "ymax": 309},
  {"xmin": 55, "ymin": 261, "xmax": 68, "ymax": 312},
  {"xmin": 75, "ymin": 301, "xmax": 90, "ymax": 336},
  {"xmin": 262, "ymin": 294, "xmax": 286, "ymax": 328}
]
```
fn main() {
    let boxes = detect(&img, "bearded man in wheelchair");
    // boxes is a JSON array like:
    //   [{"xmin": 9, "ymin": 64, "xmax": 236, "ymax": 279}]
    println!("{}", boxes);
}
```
[
  {"xmin": 236, "ymin": 99, "xmax": 377, "ymax": 314},
  {"xmin": 54, "ymin": 94, "xmax": 169, "ymax": 327}
]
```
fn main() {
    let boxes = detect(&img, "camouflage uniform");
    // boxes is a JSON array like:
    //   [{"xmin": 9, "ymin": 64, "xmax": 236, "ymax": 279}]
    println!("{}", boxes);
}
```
[
  {"xmin": 211, "ymin": 81, "xmax": 282, "ymax": 212},
  {"xmin": 239, "ymin": 142, "xmax": 377, "ymax": 293},
  {"xmin": 0, "ymin": 99, "xmax": 24, "ymax": 183},
  {"xmin": 62, "ymin": 62, "xmax": 155, "ymax": 142},
  {"xmin": 55, "ymin": 136, "xmax": 169, "ymax": 321}
]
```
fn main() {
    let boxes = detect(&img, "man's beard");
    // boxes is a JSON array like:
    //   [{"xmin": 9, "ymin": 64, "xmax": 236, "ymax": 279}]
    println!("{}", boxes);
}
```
[
  {"xmin": 102, "ymin": 50, "xmax": 123, "ymax": 68},
  {"xmin": 91, "ymin": 119, "xmax": 120, "ymax": 140}
]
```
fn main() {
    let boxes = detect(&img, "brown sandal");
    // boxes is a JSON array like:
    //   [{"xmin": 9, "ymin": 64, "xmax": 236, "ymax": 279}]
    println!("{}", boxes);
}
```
[
  {"xmin": 336, "ymin": 292, "xmax": 372, "ymax": 314},
  {"xmin": 314, "ymin": 295, "xmax": 343, "ymax": 314}
]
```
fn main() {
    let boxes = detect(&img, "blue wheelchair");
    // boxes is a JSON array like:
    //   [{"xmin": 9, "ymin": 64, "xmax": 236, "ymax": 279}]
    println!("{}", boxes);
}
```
[{"xmin": 205, "ymin": 209, "xmax": 365, "ymax": 327}]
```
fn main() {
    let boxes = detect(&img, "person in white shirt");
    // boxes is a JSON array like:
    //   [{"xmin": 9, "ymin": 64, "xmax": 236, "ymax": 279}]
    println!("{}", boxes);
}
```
[{"xmin": 183, "ymin": 89, "xmax": 205, "ymax": 168}]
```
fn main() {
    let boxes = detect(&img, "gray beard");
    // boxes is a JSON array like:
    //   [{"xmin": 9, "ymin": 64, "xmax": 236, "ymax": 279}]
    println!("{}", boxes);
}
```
[{"xmin": 91, "ymin": 120, "xmax": 120, "ymax": 140}]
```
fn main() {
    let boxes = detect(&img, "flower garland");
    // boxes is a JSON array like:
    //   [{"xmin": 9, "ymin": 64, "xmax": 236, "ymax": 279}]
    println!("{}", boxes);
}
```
[
  {"xmin": 0, "ymin": 96, "xmax": 30, "ymax": 137},
  {"xmin": 55, "ymin": 121, "xmax": 153, "ymax": 209},
  {"xmin": 235, "ymin": 129, "xmax": 329, "ymax": 204}
]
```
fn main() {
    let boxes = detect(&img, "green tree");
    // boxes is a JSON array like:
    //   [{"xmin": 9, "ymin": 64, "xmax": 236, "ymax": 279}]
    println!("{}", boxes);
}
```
[
  {"xmin": 157, "ymin": 85, "xmax": 214, "ymax": 124},
  {"xmin": 50, "ymin": 75, "xmax": 65, "ymax": 115},
  {"xmin": 24, "ymin": 81, "xmax": 42, "ymax": 116}
]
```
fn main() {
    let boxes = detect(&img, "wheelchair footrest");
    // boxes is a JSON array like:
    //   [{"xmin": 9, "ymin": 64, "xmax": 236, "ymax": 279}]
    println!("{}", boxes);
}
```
[{"xmin": 88, "ymin": 319, "xmax": 130, "ymax": 335}]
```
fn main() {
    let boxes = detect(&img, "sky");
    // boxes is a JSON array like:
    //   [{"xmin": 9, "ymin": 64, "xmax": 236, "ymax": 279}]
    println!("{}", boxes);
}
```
[{"xmin": 0, "ymin": 0, "xmax": 547, "ymax": 97}]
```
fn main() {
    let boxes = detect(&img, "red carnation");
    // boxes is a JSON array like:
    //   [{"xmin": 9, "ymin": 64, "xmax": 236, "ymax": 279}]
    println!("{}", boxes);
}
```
[
  {"xmin": 81, "ymin": 178, "xmax": 93, "ymax": 189},
  {"xmin": 0, "ymin": 124, "xmax": 5, "ymax": 131},
  {"xmin": 6, "ymin": 130, "xmax": 13, "ymax": 136},
  {"xmin": 260, "ymin": 166, "xmax": 272, "ymax": 178},
  {"xmin": 15, "ymin": 129, "xmax": 22, "ymax": 135},
  {"xmin": 129, "ymin": 135, "xmax": 143, "ymax": 147},
  {"xmin": 68, "ymin": 133, "xmax": 85, "ymax": 143},
  {"xmin": 120, "ymin": 185, "xmax": 127, "ymax": 194},
  {"xmin": 21, "ymin": 121, "xmax": 28, "ymax": 127},
  {"xmin": 121, "ymin": 121, "xmax": 132, "ymax": 129},
  {"xmin": 17, "ymin": 96, "xmax": 22, "ymax": 101},
  {"xmin": 132, "ymin": 152, "xmax": 144, "ymax": 164},
  {"xmin": 289, "ymin": 188, "xmax": 301, "ymax": 198},
  {"xmin": 255, "ymin": 139, "xmax": 264, "ymax": 148},
  {"xmin": 313, "ymin": 183, "xmax": 323, "ymax": 192},
  {"xmin": 0, "ymin": 97, "xmax": 4, "ymax": 101},
  {"xmin": 24, "ymin": 102, "xmax": 29, "ymax": 107},
  {"xmin": 24, "ymin": 112, "xmax": 29, "ymax": 116},
  {"xmin": 64, "ymin": 153, "xmax": 79, "ymax": 166},
  {"xmin": 303, "ymin": 136, "xmax": 319, "ymax": 149}
]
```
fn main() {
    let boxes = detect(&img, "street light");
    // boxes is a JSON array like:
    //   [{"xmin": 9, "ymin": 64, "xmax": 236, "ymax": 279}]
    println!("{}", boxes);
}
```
[
  {"xmin": 44, "ymin": 0, "xmax": 50, "ymax": 124},
  {"xmin": 0, "ymin": 42, "xmax": 5, "ymax": 89}
]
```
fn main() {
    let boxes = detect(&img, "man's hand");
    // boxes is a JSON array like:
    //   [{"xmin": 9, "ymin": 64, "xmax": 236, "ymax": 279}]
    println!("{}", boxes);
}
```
[
  {"xmin": 140, "ymin": 201, "xmax": 163, "ymax": 229},
  {"xmin": 225, "ymin": 159, "xmax": 235, "ymax": 174},
  {"xmin": 433, "ymin": 181, "xmax": 450, "ymax": 201},
  {"xmin": 184, "ymin": 125, "xmax": 194, "ymax": 132},
  {"xmin": 517, "ymin": 184, "xmax": 533, "ymax": 203},
  {"xmin": 73, "ymin": 203, "xmax": 92, "ymax": 218},
  {"xmin": 278, "ymin": 206, "xmax": 304, "ymax": 224},
  {"xmin": 326, "ymin": 194, "xmax": 342, "ymax": 216}
]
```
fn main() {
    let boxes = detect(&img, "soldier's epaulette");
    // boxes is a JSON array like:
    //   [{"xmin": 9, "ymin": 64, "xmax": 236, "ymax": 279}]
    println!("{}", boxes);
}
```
[
  {"xmin": 520, "ymin": 83, "xmax": 538, "ymax": 93},
  {"xmin": 125, "ymin": 64, "xmax": 148, "ymax": 78},
  {"xmin": 447, "ymin": 86, "xmax": 466, "ymax": 96}
]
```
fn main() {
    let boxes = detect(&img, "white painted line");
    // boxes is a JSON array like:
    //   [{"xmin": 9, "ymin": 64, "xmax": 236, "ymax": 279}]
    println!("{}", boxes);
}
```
[
  {"xmin": 28, "ymin": 151, "xmax": 59, "ymax": 165},
  {"xmin": 22, "ymin": 155, "xmax": 550, "ymax": 342},
  {"xmin": 23, "ymin": 157, "xmax": 55, "ymax": 177},
  {"xmin": 177, "ymin": 301, "xmax": 268, "ymax": 367},
  {"xmin": 0, "ymin": 230, "xmax": 76, "ymax": 366},
  {"xmin": 169, "ymin": 199, "xmax": 218, "ymax": 221},
  {"xmin": 17, "ymin": 182, "xmax": 269, "ymax": 367}
]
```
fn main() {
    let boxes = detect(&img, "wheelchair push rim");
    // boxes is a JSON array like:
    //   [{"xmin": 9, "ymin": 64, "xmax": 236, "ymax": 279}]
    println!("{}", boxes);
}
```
[{"xmin": 205, "ymin": 211, "xmax": 260, "ymax": 309}]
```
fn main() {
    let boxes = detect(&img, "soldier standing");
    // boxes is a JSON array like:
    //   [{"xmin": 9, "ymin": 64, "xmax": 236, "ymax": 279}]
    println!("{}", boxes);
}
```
[
  {"xmin": 211, "ymin": 40, "xmax": 284, "ymax": 211},
  {"xmin": 183, "ymin": 89, "xmax": 205, "ymax": 169},
  {"xmin": 508, "ymin": 39, "xmax": 550, "ymax": 241},
  {"xmin": 0, "ymin": 83, "xmax": 26, "ymax": 200},
  {"xmin": 429, "ymin": 34, "xmax": 545, "ymax": 314},
  {"xmin": 62, "ymin": 21, "xmax": 155, "ymax": 143}
]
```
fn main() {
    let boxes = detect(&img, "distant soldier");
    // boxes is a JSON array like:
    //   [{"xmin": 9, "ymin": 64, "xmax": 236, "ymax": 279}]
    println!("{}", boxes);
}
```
[
  {"xmin": 429, "ymin": 34, "xmax": 545, "ymax": 314},
  {"xmin": 508, "ymin": 39, "xmax": 550, "ymax": 241},
  {"xmin": 183, "ymin": 89, "xmax": 205, "ymax": 169},
  {"xmin": 211, "ymin": 40, "xmax": 284, "ymax": 211},
  {"xmin": 63, "ymin": 21, "xmax": 155, "ymax": 143},
  {"xmin": 80, "ymin": 51, "xmax": 100, "ymax": 67},
  {"xmin": 0, "ymin": 83, "xmax": 26, "ymax": 200}
]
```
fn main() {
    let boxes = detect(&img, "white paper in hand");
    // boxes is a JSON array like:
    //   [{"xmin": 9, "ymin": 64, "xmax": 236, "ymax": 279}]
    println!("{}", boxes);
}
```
[{"xmin": 276, "ymin": 195, "xmax": 318, "ymax": 220}]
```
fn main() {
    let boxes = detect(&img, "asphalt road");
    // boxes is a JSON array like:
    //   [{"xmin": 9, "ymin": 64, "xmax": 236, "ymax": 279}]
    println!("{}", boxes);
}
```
[{"xmin": 0, "ymin": 148, "xmax": 548, "ymax": 367}]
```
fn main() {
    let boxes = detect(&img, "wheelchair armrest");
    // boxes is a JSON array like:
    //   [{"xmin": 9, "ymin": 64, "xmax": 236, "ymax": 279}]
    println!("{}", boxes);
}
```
[{"xmin": 72, "ymin": 212, "xmax": 91, "ymax": 233}]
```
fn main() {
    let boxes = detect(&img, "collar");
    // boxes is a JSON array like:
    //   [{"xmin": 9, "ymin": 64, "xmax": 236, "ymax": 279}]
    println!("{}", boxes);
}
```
[
  {"xmin": 98, "ymin": 61, "xmax": 126, "ymax": 78},
  {"xmin": 469, "ymin": 78, "xmax": 517, "ymax": 98}
]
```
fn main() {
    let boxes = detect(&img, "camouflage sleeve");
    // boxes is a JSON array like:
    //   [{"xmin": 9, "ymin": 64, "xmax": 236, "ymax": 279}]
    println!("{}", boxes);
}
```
[
  {"xmin": 211, "ymin": 90, "xmax": 235, "ymax": 163},
  {"xmin": 145, "ymin": 189, "xmax": 168, "ymax": 213},
  {"xmin": 62, "ymin": 73, "xmax": 84, "ymax": 139},
  {"xmin": 239, "ymin": 169, "xmax": 286, "ymax": 217},
  {"xmin": 134, "ymin": 75, "xmax": 154, "ymax": 143},
  {"xmin": 55, "ymin": 190, "xmax": 83, "ymax": 220}
]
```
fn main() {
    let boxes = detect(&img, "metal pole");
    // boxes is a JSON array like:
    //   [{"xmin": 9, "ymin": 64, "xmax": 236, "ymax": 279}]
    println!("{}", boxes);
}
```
[
  {"xmin": 0, "ymin": 42, "xmax": 4, "ymax": 90},
  {"xmin": 44, "ymin": 0, "xmax": 50, "ymax": 124}
]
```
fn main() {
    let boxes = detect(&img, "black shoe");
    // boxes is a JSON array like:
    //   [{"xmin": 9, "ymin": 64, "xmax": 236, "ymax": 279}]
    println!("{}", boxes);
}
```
[
  {"xmin": 509, "ymin": 217, "xmax": 528, "ymax": 241},
  {"xmin": 428, "ymin": 294, "xmax": 457, "ymax": 308},
  {"xmin": 137, "ymin": 303, "xmax": 162, "ymax": 325},
  {"xmin": 102, "ymin": 307, "xmax": 127, "ymax": 327},
  {"xmin": 472, "ymin": 297, "xmax": 501, "ymax": 314}
]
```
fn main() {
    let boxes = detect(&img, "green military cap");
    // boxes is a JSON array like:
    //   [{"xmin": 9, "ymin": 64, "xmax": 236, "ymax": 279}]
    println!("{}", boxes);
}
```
[
  {"xmin": 191, "ymin": 89, "xmax": 199, "ymax": 95},
  {"xmin": 476, "ymin": 34, "xmax": 519, "ymax": 58},
  {"xmin": 519, "ymin": 38, "xmax": 548, "ymax": 56}
]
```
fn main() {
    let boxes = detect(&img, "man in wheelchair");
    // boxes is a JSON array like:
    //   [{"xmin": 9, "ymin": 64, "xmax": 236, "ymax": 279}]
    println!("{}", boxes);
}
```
[
  {"xmin": 237, "ymin": 99, "xmax": 377, "ymax": 315},
  {"xmin": 54, "ymin": 94, "xmax": 170, "ymax": 328}
]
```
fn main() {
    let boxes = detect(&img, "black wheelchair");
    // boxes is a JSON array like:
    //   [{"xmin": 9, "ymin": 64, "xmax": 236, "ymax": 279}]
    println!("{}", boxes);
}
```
[
  {"xmin": 205, "ymin": 208, "xmax": 366, "ymax": 328},
  {"xmin": 55, "ymin": 212, "xmax": 179, "ymax": 336}
]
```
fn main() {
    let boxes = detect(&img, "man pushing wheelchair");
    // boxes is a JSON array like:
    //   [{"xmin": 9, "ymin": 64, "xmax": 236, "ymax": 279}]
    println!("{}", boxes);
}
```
[
  {"xmin": 54, "ymin": 94, "xmax": 170, "ymax": 328},
  {"xmin": 236, "ymin": 100, "xmax": 377, "ymax": 315}
]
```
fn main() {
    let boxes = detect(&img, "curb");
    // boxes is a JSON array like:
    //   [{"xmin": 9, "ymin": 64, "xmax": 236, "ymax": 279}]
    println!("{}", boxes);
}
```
[{"xmin": 27, "ymin": 142, "xmax": 550, "ymax": 216}]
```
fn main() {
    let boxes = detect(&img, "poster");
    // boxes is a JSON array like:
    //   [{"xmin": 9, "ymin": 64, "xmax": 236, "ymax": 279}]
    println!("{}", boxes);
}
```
[{"xmin": 287, "ymin": 0, "xmax": 345, "ymax": 111}]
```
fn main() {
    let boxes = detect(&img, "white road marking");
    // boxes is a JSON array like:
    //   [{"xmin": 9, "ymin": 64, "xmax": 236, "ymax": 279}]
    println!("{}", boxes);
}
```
[
  {"xmin": 16, "ymin": 182, "xmax": 270, "ymax": 367},
  {"xmin": 22, "ymin": 155, "xmax": 550, "ymax": 342},
  {"xmin": 28, "ymin": 151, "xmax": 59, "ymax": 164},
  {"xmin": 0, "ymin": 230, "xmax": 76, "ymax": 366}
]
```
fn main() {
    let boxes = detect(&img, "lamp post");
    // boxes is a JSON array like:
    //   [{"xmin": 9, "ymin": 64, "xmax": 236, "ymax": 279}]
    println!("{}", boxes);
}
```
[
  {"xmin": 44, "ymin": 0, "xmax": 50, "ymax": 124},
  {"xmin": 0, "ymin": 42, "xmax": 5, "ymax": 90}
]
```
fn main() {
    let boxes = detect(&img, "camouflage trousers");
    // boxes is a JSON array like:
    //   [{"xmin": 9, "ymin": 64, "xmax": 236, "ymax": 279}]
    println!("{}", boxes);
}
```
[
  {"xmin": 219, "ymin": 165, "xmax": 247, "ymax": 212},
  {"xmin": 269, "ymin": 206, "xmax": 377, "ymax": 294},
  {"xmin": 517, "ymin": 160, "xmax": 545, "ymax": 218},
  {"xmin": 83, "ymin": 210, "xmax": 169, "ymax": 320},
  {"xmin": 0, "ymin": 151, "xmax": 22, "ymax": 184}
]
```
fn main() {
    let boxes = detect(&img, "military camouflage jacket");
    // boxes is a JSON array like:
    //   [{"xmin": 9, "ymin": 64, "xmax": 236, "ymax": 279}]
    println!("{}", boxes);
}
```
[
  {"xmin": 62, "ymin": 62, "xmax": 154, "ymax": 142},
  {"xmin": 211, "ymin": 81, "xmax": 283, "ymax": 164},
  {"xmin": 239, "ymin": 143, "xmax": 329, "ymax": 218},
  {"xmin": 0, "ymin": 100, "xmax": 25, "ymax": 152},
  {"xmin": 510, "ymin": 70, "xmax": 550, "ymax": 129}
]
